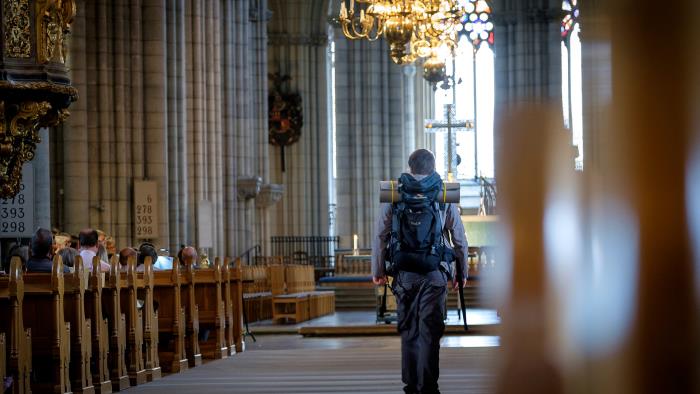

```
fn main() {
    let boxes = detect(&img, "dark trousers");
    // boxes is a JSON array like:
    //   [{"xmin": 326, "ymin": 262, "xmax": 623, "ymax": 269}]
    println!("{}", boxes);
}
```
[{"xmin": 393, "ymin": 270, "xmax": 447, "ymax": 394}]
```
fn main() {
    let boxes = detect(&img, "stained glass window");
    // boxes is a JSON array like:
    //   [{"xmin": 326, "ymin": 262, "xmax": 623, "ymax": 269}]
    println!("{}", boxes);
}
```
[
  {"xmin": 433, "ymin": 0, "xmax": 495, "ymax": 181},
  {"xmin": 562, "ymin": 0, "xmax": 584, "ymax": 170}
]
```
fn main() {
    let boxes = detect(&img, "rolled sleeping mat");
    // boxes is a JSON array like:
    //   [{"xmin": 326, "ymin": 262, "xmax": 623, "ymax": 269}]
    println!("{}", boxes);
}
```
[{"xmin": 379, "ymin": 181, "xmax": 460, "ymax": 203}]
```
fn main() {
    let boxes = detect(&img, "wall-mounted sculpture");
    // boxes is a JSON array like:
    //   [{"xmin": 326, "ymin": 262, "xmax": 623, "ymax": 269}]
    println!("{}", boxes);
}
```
[
  {"xmin": 268, "ymin": 73, "xmax": 302, "ymax": 172},
  {"xmin": 0, "ymin": 0, "xmax": 78, "ymax": 198}
]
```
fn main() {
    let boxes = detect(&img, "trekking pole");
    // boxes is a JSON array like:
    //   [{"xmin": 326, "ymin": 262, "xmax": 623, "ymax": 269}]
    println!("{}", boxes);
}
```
[
  {"xmin": 456, "ymin": 262, "xmax": 468, "ymax": 331},
  {"xmin": 380, "ymin": 281, "xmax": 388, "ymax": 317}
]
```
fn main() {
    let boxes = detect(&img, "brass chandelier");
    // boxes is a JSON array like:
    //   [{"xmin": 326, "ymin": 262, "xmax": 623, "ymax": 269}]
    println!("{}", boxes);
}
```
[{"xmin": 339, "ymin": 0, "xmax": 465, "ymax": 79}]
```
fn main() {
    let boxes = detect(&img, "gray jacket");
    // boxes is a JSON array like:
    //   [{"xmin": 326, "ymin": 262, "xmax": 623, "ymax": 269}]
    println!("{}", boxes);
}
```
[{"xmin": 371, "ymin": 175, "xmax": 468, "ymax": 279}]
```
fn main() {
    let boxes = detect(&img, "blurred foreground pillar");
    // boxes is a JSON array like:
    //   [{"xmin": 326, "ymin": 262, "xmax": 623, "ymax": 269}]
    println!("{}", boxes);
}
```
[{"xmin": 610, "ymin": 0, "xmax": 699, "ymax": 392}]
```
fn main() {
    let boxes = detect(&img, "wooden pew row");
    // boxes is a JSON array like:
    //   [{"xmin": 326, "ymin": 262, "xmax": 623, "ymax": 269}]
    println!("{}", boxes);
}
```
[
  {"xmin": 23, "ymin": 256, "xmax": 71, "ymax": 393},
  {"xmin": 64, "ymin": 257, "xmax": 93, "ymax": 393},
  {"xmin": 180, "ymin": 261, "xmax": 203, "ymax": 367},
  {"xmin": 224, "ymin": 259, "xmax": 244, "ymax": 354},
  {"xmin": 0, "ymin": 258, "xmax": 31, "ymax": 394},
  {"xmin": 138, "ymin": 259, "xmax": 161, "ymax": 382},
  {"xmin": 152, "ymin": 259, "xmax": 188, "ymax": 374},
  {"xmin": 102, "ymin": 258, "xmax": 130, "ymax": 391},
  {"xmin": 271, "ymin": 264, "xmax": 335, "ymax": 324},
  {"xmin": 118, "ymin": 258, "xmax": 146, "ymax": 386},
  {"xmin": 0, "ymin": 254, "xmax": 244, "ymax": 392},
  {"xmin": 190, "ymin": 259, "xmax": 227, "ymax": 360},
  {"xmin": 241, "ymin": 265, "xmax": 273, "ymax": 323},
  {"xmin": 84, "ymin": 257, "xmax": 112, "ymax": 394}
]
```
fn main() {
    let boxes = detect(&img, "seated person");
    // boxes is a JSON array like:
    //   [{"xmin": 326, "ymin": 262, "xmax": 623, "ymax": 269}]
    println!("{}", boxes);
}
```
[
  {"xmin": 105, "ymin": 236, "xmax": 117, "ymax": 259},
  {"xmin": 5, "ymin": 244, "xmax": 29, "ymax": 273},
  {"xmin": 26, "ymin": 228, "xmax": 69, "ymax": 273},
  {"xmin": 57, "ymin": 247, "xmax": 79, "ymax": 273},
  {"xmin": 118, "ymin": 247, "xmax": 137, "ymax": 272},
  {"xmin": 137, "ymin": 243, "xmax": 159, "ymax": 272},
  {"xmin": 177, "ymin": 246, "xmax": 199, "ymax": 269},
  {"xmin": 79, "ymin": 229, "xmax": 111, "ymax": 272},
  {"xmin": 53, "ymin": 233, "xmax": 72, "ymax": 255}
]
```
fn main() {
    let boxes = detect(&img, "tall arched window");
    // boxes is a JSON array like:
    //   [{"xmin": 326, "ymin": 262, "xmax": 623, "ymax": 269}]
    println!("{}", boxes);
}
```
[
  {"xmin": 562, "ymin": 0, "xmax": 584, "ymax": 170},
  {"xmin": 433, "ymin": 0, "xmax": 495, "ymax": 182}
]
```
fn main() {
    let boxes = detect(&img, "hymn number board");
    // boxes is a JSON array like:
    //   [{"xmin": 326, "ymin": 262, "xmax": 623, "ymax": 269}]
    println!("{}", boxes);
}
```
[
  {"xmin": 134, "ymin": 180, "xmax": 159, "ymax": 240},
  {"xmin": 0, "ymin": 164, "xmax": 34, "ymax": 237}
]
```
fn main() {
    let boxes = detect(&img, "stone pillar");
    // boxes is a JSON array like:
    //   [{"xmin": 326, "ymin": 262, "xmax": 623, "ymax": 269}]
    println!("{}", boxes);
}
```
[
  {"xmin": 34, "ymin": 128, "xmax": 52, "ymax": 228},
  {"xmin": 142, "ymin": 0, "xmax": 169, "ymax": 249},
  {"xmin": 56, "ymin": 0, "xmax": 269, "ymax": 256},
  {"xmin": 492, "ymin": 0, "xmax": 564, "ymax": 180},
  {"xmin": 62, "ymin": 1, "xmax": 90, "ymax": 236},
  {"xmin": 267, "ymin": 0, "xmax": 331, "ymax": 239},
  {"xmin": 332, "ymin": 30, "xmax": 406, "ymax": 247},
  {"xmin": 608, "ymin": 0, "xmax": 697, "ymax": 391}
]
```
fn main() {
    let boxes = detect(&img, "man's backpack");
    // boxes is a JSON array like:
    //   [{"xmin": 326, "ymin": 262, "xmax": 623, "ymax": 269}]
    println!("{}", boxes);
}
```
[{"xmin": 385, "ymin": 172, "xmax": 453, "ymax": 275}]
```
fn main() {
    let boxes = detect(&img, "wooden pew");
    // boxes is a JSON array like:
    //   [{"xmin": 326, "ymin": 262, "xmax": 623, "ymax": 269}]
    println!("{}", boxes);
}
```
[
  {"xmin": 192, "ymin": 259, "xmax": 227, "ymax": 360},
  {"xmin": 102, "ymin": 259, "xmax": 130, "ymax": 391},
  {"xmin": 272, "ymin": 264, "xmax": 335, "ymax": 324},
  {"xmin": 23, "ymin": 256, "xmax": 71, "ymax": 393},
  {"xmin": 152, "ymin": 259, "xmax": 188, "ymax": 373},
  {"xmin": 0, "ymin": 258, "xmax": 31, "ymax": 394},
  {"xmin": 242, "ymin": 265, "xmax": 272, "ymax": 323},
  {"xmin": 180, "ymin": 262, "xmax": 202, "ymax": 367},
  {"xmin": 85, "ymin": 257, "xmax": 112, "ymax": 393},
  {"xmin": 137, "ymin": 258, "xmax": 161, "ymax": 381},
  {"xmin": 223, "ymin": 258, "xmax": 244, "ymax": 354},
  {"xmin": 63, "ymin": 257, "xmax": 94, "ymax": 393},
  {"xmin": 119, "ymin": 258, "xmax": 146, "ymax": 386}
]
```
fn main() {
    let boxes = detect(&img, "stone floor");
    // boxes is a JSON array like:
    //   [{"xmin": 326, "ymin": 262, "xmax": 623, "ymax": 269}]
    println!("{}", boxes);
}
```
[
  {"xmin": 129, "ymin": 335, "xmax": 499, "ymax": 393},
  {"xmin": 249, "ymin": 309, "xmax": 501, "ymax": 335}
]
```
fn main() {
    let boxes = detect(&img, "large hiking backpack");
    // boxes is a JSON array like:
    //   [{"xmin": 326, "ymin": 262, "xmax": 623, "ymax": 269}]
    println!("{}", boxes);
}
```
[{"xmin": 386, "ymin": 172, "xmax": 452, "ymax": 275}]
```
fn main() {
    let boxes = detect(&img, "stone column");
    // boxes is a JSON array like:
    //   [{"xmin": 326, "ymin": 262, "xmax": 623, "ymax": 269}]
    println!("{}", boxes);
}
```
[
  {"xmin": 142, "ymin": 0, "xmax": 169, "ymax": 249},
  {"xmin": 267, "ymin": 0, "xmax": 331, "ymax": 239},
  {"xmin": 492, "ymin": 0, "xmax": 564, "ymax": 180},
  {"xmin": 62, "ymin": 1, "xmax": 89, "ymax": 235},
  {"xmin": 332, "ymin": 30, "xmax": 406, "ymax": 247}
]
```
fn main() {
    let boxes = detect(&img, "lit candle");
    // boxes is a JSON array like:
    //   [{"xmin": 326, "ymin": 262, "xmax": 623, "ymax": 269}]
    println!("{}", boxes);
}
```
[{"xmin": 353, "ymin": 234, "xmax": 359, "ymax": 252}]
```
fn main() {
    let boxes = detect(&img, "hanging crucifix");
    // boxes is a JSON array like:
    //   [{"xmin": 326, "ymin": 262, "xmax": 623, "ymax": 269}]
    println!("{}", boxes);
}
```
[
  {"xmin": 269, "ymin": 73, "xmax": 303, "ymax": 172},
  {"xmin": 425, "ymin": 103, "xmax": 474, "ymax": 181}
]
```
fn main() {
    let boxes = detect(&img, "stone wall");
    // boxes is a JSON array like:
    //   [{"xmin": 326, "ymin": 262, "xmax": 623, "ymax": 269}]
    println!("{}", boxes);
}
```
[{"xmin": 53, "ymin": 0, "xmax": 270, "ymax": 257}]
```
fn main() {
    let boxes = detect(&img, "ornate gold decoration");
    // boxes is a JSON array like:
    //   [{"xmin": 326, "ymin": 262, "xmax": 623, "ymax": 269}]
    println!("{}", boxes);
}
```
[
  {"xmin": 0, "ymin": 81, "xmax": 78, "ymax": 99},
  {"xmin": 36, "ymin": 0, "xmax": 76, "ymax": 64},
  {"xmin": 338, "ymin": 0, "xmax": 464, "ymax": 74},
  {"xmin": 4, "ymin": 0, "xmax": 32, "ymax": 58},
  {"xmin": 0, "ymin": 100, "xmax": 56, "ymax": 198}
]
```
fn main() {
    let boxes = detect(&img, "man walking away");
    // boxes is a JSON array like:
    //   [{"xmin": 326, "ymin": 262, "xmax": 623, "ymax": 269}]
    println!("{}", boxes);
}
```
[{"xmin": 371, "ymin": 149, "xmax": 468, "ymax": 394}]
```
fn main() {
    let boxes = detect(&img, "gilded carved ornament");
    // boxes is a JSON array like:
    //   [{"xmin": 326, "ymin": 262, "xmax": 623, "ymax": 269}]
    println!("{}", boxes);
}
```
[
  {"xmin": 4, "ymin": 0, "xmax": 32, "ymax": 58},
  {"xmin": 36, "ymin": 0, "xmax": 76, "ymax": 64},
  {"xmin": 0, "ymin": 100, "xmax": 57, "ymax": 198}
]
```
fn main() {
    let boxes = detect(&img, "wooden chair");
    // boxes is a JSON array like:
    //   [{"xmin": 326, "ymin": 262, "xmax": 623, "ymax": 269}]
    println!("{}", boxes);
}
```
[
  {"xmin": 23, "ymin": 256, "xmax": 71, "ymax": 393},
  {"xmin": 102, "ymin": 258, "xmax": 129, "ymax": 391},
  {"xmin": 85, "ymin": 257, "xmax": 112, "ymax": 394},
  {"xmin": 63, "ymin": 256, "xmax": 94, "ymax": 393},
  {"xmin": 152, "ymin": 259, "xmax": 187, "ymax": 373},
  {"xmin": 119, "ymin": 257, "xmax": 146, "ymax": 386},
  {"xmin": 192, "ymin": 259, "xmax": 227, "ymax": 360},
  {"xmin": 0, "ymin": 258, "xmax": 31, "ymax": 394},
  {"xmin": 180, "ymin": 262, "xmax": 202, "ymax": 367},
  {"xmin": 137, "ymin": 258, "xmax": 161, "ymax": 381}
]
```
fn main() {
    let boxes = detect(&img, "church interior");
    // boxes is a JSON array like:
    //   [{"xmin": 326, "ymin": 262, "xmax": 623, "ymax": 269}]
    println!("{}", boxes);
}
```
[{"xmin": 0, "ymin": 0, "xmax": 698, "ymax": 393}]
